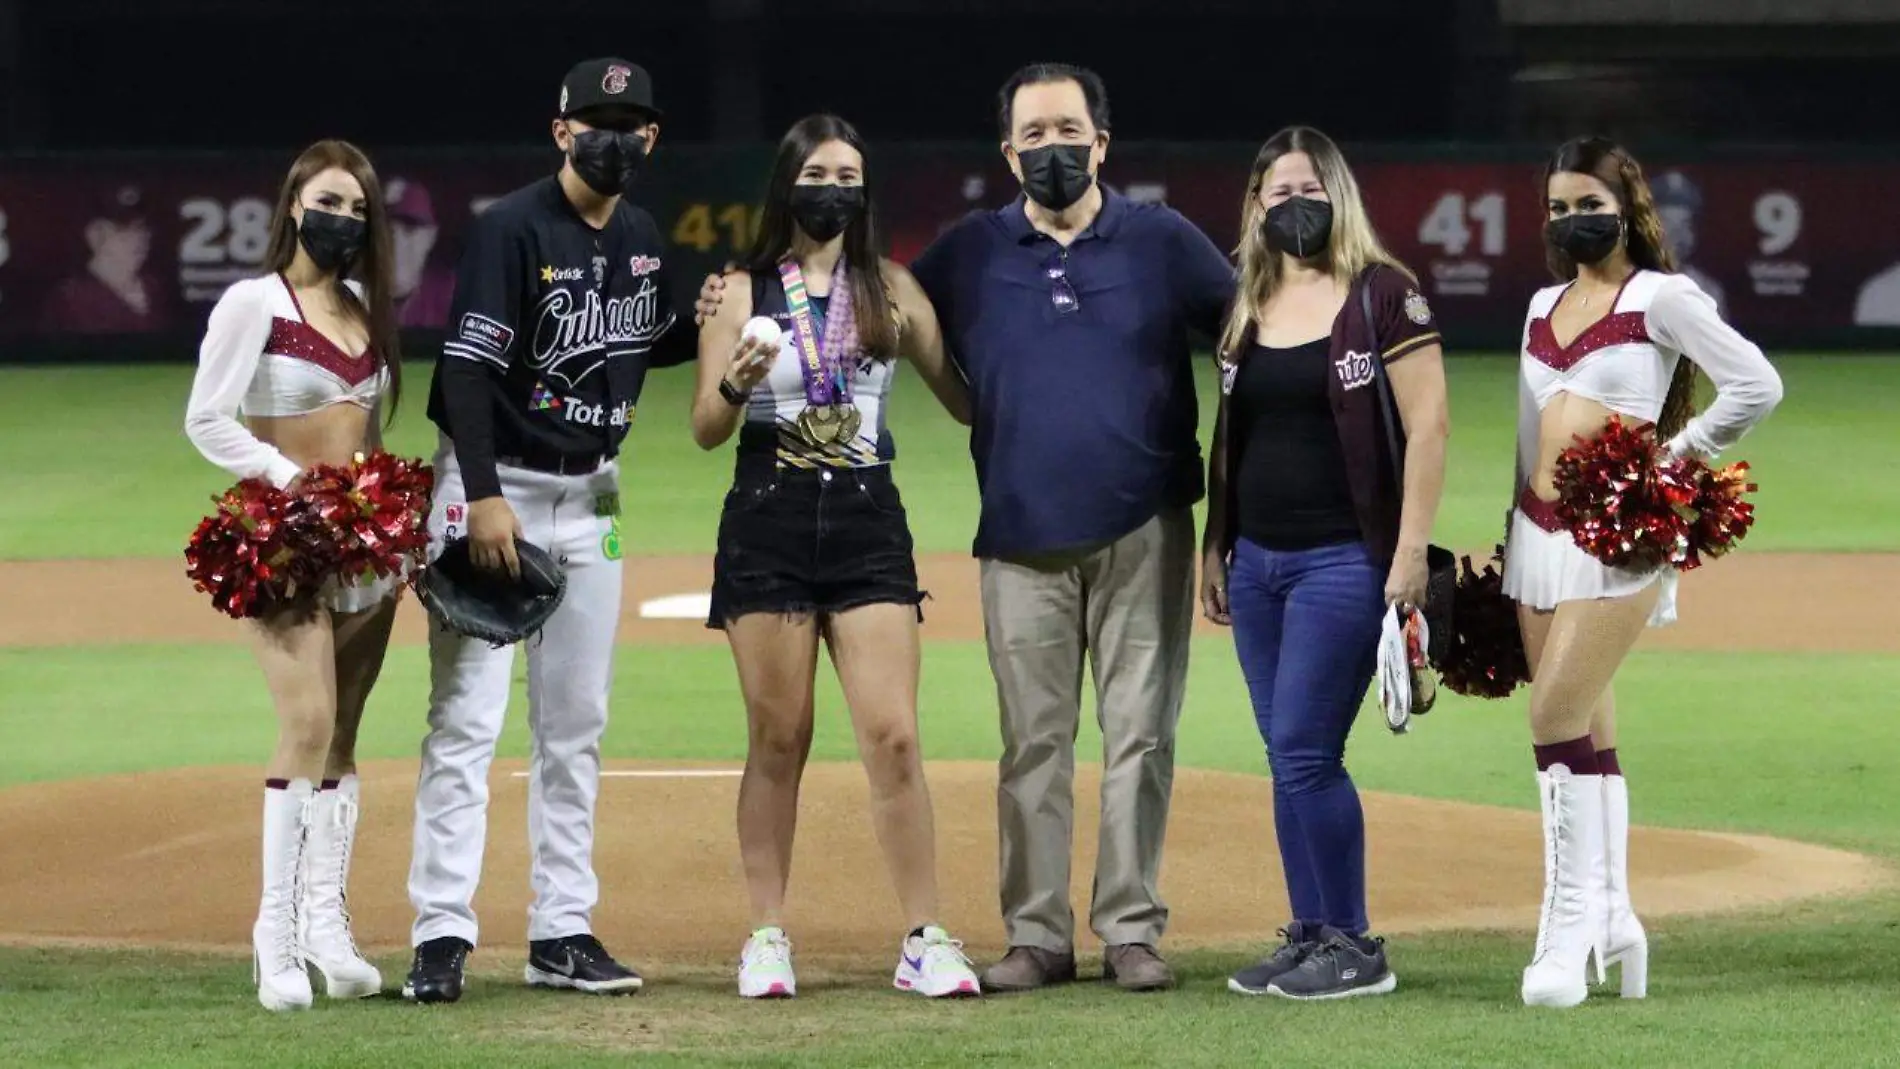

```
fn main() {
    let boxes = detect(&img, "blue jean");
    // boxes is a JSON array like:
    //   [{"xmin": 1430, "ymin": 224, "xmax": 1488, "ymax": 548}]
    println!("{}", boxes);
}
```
[{"xmin": 1227, "ymin": 537, "xmax": 1384, "ymax": 936}]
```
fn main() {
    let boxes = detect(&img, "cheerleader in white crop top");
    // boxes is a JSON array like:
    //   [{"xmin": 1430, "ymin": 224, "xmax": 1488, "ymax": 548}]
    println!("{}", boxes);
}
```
[
  {"xmin": 1507, "ymin": 137, "xmax": 1783, "ymax": 1014},
  {"xmin": 181, "ymin": 140, "xmax": 406, "ymax": 1014}
]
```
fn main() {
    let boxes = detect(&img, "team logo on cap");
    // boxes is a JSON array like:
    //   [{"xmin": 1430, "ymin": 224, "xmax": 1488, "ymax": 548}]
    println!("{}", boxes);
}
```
[
  {"xmin": 559, "ymin": 86, "xmax": 569, "ymax": 113},
  {"xmin": 603, "ymin": 64, "xmax": 631, "ymax": 94}
]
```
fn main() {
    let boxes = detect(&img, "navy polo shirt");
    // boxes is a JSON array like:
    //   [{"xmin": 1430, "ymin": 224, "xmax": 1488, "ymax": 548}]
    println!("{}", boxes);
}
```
[{"xmin": 910, "ymin": 187, "xmax": 1236, "ymax": 559}]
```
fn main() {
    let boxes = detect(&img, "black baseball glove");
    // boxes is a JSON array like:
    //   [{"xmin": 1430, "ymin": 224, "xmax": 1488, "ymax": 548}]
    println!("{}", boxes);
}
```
[{"xmin": 416, "ymin": 537, "xmax": 566, "ymax": 647}]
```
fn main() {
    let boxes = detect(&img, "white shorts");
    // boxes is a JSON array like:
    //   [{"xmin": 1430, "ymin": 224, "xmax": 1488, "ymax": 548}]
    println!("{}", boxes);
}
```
[
  {"xmin": 319, "ymin": 569, "xmax": 404, "ymax": 614},
  {"xmin": 1501, "ymin": 490, "xmax": 1676, "ymax": 628}
]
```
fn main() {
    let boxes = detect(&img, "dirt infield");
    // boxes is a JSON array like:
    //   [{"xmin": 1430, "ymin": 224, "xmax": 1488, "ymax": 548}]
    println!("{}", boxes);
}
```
[
  {"xmin": 0, "ymin": 759, "xmax": 1883, "ymax": 965},
  {"xmin": 0, "ymin": 550, "xmax": 1894, "ymax": 651},
  {"xmin": 0, "ymin": 550, "xmax": 1892, "ymax": 964}
]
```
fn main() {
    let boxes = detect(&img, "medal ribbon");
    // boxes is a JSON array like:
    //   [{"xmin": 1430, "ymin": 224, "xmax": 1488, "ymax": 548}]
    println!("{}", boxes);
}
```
[{"xmin": 778, "ymin": 257, "xmax": 857, "ymax": 408}]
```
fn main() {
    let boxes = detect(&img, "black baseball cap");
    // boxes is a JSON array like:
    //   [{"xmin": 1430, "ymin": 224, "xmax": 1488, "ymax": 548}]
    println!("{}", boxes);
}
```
[{"xmin": 557, "ymin": 58, "xmax": 662, "ymax": 122}]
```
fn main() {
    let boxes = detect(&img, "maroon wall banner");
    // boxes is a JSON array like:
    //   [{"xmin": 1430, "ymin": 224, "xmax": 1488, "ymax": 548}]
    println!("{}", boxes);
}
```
[{"xmin": 2, "ymin": 146, "xmax": 1897, "ymax": 356}]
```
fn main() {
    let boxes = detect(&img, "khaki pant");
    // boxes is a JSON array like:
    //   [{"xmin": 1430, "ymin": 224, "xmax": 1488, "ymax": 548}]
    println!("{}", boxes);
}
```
[{"xmin": 979, "ymin": 507, "xmax": 1196, "ymax": 952}]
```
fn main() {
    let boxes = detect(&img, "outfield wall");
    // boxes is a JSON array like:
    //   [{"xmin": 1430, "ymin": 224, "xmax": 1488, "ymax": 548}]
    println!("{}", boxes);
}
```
[{"xmin": 5, "ymin": 142, "xmax": 1900, "ymax": 362}]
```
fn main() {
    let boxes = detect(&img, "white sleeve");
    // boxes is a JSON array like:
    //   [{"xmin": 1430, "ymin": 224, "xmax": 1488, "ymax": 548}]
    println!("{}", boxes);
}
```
[
  {"xmin": 1513, "ymin": 307, "xmax": 1540, "ymax": 500},
  {"xmin": 1645, "ymin": 275, "xmax": 1785, "ymax": 460},
  {"xmin": 182, "ymin": 283, "xmax": 304, "ymax": 488}
]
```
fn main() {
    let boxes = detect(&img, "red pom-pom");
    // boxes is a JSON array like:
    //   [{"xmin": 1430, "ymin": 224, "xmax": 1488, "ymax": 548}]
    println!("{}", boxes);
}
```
[
  {"xmin": 183, "ymin": 480, "xmax": 337, "ymax": 619},
  {"xmin": 1437, "ymin": 545, "xmax": 1531, "ymax": 699},
  {"xmin": 1551, "ymin": 416, "xmax": 1697, "ymax": 571},
  {"xmin": 295, "ymin": 451, "xmax": 435, "ymax": 585},
  {"xmin": 1678, "ymin": 460, "xmax": 1758, "ymax": 570},
  {"xmin": 184, "ymin": 452, "xmax": 433, "ymax": 620}
]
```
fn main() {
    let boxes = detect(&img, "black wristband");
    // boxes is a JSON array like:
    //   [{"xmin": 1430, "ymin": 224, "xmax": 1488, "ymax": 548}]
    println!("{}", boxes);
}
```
[{"xmin": 718, "ymin": 377, "xmax": 749, "ymax": 406}]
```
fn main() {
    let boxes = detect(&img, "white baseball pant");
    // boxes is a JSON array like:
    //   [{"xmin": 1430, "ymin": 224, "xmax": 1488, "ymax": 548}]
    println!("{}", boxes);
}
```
[{"xmin": 408, "ymin": 434, "xmax": 626, "ymax": 948}]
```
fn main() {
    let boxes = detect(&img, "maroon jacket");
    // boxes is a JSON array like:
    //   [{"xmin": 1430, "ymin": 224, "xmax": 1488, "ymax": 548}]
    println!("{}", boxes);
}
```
[{"xmin": 1214, "ymin": 263, "xmax": 1442, "ymax": 567}]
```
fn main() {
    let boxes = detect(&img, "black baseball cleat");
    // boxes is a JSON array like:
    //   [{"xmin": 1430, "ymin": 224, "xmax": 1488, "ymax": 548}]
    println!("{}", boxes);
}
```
[
  {"xmin": 403, "ymin": 936, "xmax": 472, "ymax": 1004},
  {"xmin": 525, "ymin": 934, "xmax": 644, "ymax": 994},
  {"xmin": 1265, "ymin": 926, "xmax": 1398, "ymax": 1000},
  {"xmin": 1228, "ymin": 921, "xmax": 1323, "ymax": 996}
]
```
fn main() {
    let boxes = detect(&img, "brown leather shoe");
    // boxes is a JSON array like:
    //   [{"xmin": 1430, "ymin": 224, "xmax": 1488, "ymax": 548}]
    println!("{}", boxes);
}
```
[
  {"xmin": 1103, "ymin": 944, "xmax": 1175, "ymax": 991},
  {"xmin": 979, "ymin": 946, "xmax": 1078, "ymax": 992}
]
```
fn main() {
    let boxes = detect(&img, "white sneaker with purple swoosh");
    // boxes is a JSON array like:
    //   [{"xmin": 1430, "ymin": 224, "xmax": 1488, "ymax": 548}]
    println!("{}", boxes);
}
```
[{"xmin": 893, "ymin": 926, "xmax": 982, "ymax": 997}]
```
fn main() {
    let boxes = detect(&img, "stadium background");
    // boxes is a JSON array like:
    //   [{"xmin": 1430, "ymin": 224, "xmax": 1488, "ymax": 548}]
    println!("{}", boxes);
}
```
[{"xmin": 2, "ymin": 2, "xmax": 1898, "ymax": 1066}]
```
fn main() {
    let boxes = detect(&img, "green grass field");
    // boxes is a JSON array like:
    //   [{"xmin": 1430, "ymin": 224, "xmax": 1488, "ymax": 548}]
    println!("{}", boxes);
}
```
[{"xmin": 2, "ymin": 354, "xmax": 1898, "ymax": 1066}]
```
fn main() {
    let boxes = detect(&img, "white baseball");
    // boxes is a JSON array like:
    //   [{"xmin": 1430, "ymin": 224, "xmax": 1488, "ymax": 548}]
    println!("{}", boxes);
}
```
[{"xmin": 741, "ymin": 316, "xmax": 782, "ymax": 348}]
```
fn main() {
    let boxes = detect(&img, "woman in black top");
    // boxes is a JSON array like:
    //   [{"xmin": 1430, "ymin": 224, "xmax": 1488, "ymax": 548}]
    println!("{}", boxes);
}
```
[{"xmin": 1202, "ymin": 126, "xmax": 1450, "ymax": 1001}]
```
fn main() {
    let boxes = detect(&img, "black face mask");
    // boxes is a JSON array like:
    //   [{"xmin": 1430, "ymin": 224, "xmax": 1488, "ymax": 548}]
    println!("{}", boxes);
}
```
[
  {"xmin": 568, "ymin": 128, "xmax": 648, "ymax": 197},
  {"xmin": 787, "ymin": 183, "xmax": 865, "ymax": 243},
  {"xmin": 297, "ymin": 208, "xmax": 366, "ymax": 273},
  {"xmin": 1262, "ymin": 196, "xmax": 1333, "ymax": 260},
  {"xmin": 1016, "ymin": 142, "xmax": 1095, "ymax": 212},
  {"xmin": 1547, "ymin": 213, "xmax": 1623, "ymax": 265}
]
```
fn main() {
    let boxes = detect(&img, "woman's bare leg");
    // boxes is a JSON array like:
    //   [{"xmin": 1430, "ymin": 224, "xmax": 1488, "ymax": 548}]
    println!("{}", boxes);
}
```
[
  {"xmin": 327, "ymin": 596, "xmax": 399, "ymax": 780},
  {"xmin": 727, "ymin": 613, "xmax": 820, "ymax": 929},
  {"xmin": 824, "ymin": 603, "xmax": 938, "ymax": 929},
  {"xmin": 250, "ymin": 604, "xmax": 338, "ymax": 782},
  {"xmin": 1526, "ymin": 584, "xmax": 1659, "ymax": 747}
]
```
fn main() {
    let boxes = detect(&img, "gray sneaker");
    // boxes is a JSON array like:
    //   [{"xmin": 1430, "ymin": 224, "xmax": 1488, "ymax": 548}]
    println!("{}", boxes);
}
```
[
  {"xmin": 1227, "ymin": 921, "xmax": 1322, "ymax": 996},
  {"xmin": 1265, "ymin": 926, "xmax": 1397, "ymax": 1000}
]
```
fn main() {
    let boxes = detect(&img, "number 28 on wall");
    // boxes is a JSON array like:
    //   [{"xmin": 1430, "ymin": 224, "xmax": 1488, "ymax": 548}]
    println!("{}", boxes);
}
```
[
  {"xmin": 179, "ymin": 196, "xmax": 273, "ymax": 265},
  {"xmin": 1418, "ymin": 191, "xmax": 1506, "ymax": 257},
  {"xmin": 671, "ymin": 202, "xmax": 762, "ymax": 254}
]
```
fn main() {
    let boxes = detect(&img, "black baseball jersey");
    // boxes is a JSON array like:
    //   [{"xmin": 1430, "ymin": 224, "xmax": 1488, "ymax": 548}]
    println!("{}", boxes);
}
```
[{"xmin": 427, "ymin": 174, "xmax": 695, "ymax": 500}]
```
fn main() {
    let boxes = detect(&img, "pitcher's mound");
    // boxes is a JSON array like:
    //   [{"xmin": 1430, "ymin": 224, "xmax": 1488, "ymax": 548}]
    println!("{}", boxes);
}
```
[{"xmin": 0, "ymin": 760, "xmax": 1881, "ymax": 967}]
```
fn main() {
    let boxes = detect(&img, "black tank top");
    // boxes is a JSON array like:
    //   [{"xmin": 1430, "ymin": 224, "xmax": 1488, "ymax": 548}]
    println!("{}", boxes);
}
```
[{"xmin": 1231, "ymin": 338, "xmax": 1362, "ymax": 550}]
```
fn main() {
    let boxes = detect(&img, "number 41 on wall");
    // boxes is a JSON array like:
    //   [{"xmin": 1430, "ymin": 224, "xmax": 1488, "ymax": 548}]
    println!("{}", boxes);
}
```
[
  {"xmin": 672, "ymin": 202, "xmax": 762, "ymax": 254},
  {"xmin": 1418, "ymin": 191, "xmax": 1506, "ymax": 257}
]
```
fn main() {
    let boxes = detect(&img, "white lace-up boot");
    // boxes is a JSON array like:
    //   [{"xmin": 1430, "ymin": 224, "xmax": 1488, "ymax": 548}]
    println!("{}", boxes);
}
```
[
  {"xmin": 1600, "ymin": 774, "xmax": 1648, "ymax": 998},
  {"xmin": 1522, "ymin": 765, "xmax": 1605, "ymax": 1009},
  {"xmin": 301, "ymin": 775, "xmax": 382, "ymax": 998},
  {"xmin": 254, "ymin": 780, "xmax": 315, "ymax": 1011}
]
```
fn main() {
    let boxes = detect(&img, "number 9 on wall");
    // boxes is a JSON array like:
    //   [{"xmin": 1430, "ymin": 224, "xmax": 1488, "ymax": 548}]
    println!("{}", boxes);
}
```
[
  {"xmin": 179, "ymin": 197, "xmax": 273, "ymax": 266},
  {"xmin": 1753, "ymin": 191, "xmax": 1802, "ymax": 256}
]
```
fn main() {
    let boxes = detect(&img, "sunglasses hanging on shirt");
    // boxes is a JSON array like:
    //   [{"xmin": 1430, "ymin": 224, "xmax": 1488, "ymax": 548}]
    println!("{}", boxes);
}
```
[{"xmin": 1044, "ymin": 249, "xmax": 1079, "ymax": 315}]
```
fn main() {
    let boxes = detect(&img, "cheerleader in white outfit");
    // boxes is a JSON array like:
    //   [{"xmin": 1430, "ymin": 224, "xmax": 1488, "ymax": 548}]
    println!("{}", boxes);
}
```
[
  {"xmin": 1504, "ymin": 136, "xmax": 1783, "ymax": 1009},
  {"xmin": 183, "ymin": 139, "xmax": 405, "ymax": 1011}
]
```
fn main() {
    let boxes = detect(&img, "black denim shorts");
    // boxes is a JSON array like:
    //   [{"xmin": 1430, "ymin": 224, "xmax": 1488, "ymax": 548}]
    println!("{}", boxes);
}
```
[{"xmin": 707, "ymin": 462, "xmax": 926, "ymax": 629}]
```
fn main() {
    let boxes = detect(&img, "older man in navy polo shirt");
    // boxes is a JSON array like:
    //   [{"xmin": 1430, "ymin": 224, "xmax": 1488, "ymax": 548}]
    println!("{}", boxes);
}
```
[{"xmin": 909, "ymin": 63, "xmax": 1235, "ymax": 994}]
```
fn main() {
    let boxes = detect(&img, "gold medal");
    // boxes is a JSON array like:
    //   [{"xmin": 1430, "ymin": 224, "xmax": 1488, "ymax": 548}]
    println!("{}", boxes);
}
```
[
  {"xmin": 798, "ymin": 405, "xmax": 844, "ymax": 446},
  {"xmin": 836, "ymin": 404, "xmax": 862, "ymax": 443}
]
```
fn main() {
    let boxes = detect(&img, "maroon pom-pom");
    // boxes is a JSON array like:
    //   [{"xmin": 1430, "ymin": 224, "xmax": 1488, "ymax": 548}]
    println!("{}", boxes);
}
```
[
  {"xmin": 1551, "ymin": 416, "xmax": 1698, "ymax": 571},
  {"xmin": 1436, "ymin": 545, "xmax": 1531, "ymax": 699},
  {"xmin": 1678, "ymin": 460, "xmax": 1758, "ymax": 570},
  {"xmin": 184, "ymin": 452, "xmax": 433, "ymax": 620},
  {"xmin": 183, "ymin": 480, "xmax": 336, "ymax": 619},
  {"xmin": 295, "ymin": 451, "xmax": 435, "ymax": 585}
]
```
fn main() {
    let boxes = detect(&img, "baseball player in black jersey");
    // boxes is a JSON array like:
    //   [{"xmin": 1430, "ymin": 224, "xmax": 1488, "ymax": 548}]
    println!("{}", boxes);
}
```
[{"xmin": 403, "ymin": 57, "xmax": 695, "ymax": 1004}]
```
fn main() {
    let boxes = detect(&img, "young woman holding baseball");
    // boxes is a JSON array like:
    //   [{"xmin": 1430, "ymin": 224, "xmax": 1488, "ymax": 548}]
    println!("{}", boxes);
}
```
[
  {"xmin": 690, "ymin": 112, "xmax": 977, "ymax": 1000},
  {"xmin": 183, "ymin": 139, "xmax": 404, "ymax": 1011},
  {"xmin": 1202, "ymin": 125, "xmax": 1450, "ymax": 1002},
  {"xmin": 1505, "ymin": 136, "xmax": 1781, "ymax": 1008}
]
